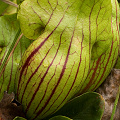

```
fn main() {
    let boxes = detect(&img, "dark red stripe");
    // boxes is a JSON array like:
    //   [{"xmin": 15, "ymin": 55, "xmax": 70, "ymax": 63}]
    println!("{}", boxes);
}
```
[
  {"xmin": 33, "ymin": 65, "xmax": 57, "ymax": 115},
  {"xmin": 20, "ymin": 44, "xmax": 54, "ymax": 103},
  {"xmin": 17, "ymin": 39, "xmax": 47, "ymax": 96},
  {"xmin": 32, "ymin": 29, "xmax": 66, "ymax": 114},
  {"xmin": 81, "ymin": 56, "xmax": 102, "ymax": 93},
  {"xmin": 17, "ymin": 16, "xmax": 64, "ymax": 97},
  {"xmin": 74, "ymin": 27, "xmax": 87, "ymax": 94},
  {"xmin": 41, "ymin": 62, "xmax": 75, "ymax": 117},
  {"xmin": 31, "ymin": 6, "xmax": 44, "ymax": 24},
  {"xmin": 33, "ymin": 28, "xmax": 74, "ymax": 119},
  {"xmin": 79, "ymin": 2, "xmax": 112, "ymax": 93},
  {"xmin": 91, "ymin": 11, "xmax": 119, "ymax": 90},
  {"xmin": 25, "ymin": 39, "xmax": 60, "ymax": 113},
  {"xmin": 45, "ymin": 1, "xmax": 58, "ymax": 27},
  {"xmin": 91, "ymin": 40, "xmax": 114, "ymax": 91},
  {"xmin": 25, "ymin": 42, "xmax": 60, "ymax": 112},
  {"xmin": 24, "ymin": 16, "xmax": 64, "ymax": 113},
  {"xmin": 46, "ymin": 42, "xmax": 83, "ymax": 116},
  {"xmin": 76, "ymin": 56, "xmax": 87, "ymax": 95},
  {"xmin": 91, "ymin": 1, "xmax": 119, "ymax": 91}
]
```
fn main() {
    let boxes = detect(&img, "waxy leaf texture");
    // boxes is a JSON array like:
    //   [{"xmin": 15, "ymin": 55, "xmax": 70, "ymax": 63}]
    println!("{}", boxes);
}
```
[
  {"xmin": 15, "ymin": 0, "xmax": 119, "ymax": 120},
  {"xmin": 79, "ymin": 0, "xmax": 119, "ymax": 94}
]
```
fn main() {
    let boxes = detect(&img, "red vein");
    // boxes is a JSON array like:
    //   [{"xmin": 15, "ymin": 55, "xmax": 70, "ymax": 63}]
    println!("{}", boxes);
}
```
[
  {"xmin": 81, "ymin": 55, "xmax": 102, "ymax": 93},
  {"xmin": 0, "ymin": 33, "xmax": 23, "ymax": 78},
  {"xmin": 20, "ymin": 44, "xmax": 54, "ymax": 103},
  {"xmin": 17, "ymin": 16, "xmax": 64, "ymax": 97},
  {"xmin": 32, "ymin": 28, "xmax": 66, "ymax": 115},
  {"xmin": 33, "ymin": 27, "xmax": 74, "ymax": 120}
]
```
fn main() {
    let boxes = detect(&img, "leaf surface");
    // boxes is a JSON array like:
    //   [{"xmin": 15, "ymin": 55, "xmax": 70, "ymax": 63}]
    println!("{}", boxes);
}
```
[
  {"xmin": 13, "ymin": 117, "xmax": 27, "ymax": 120},
  {"xmin": 49, "ymin": 115, "xmax": 72, "ymax": 120},
  {"xmin": 46, "ymin": 92, "xmax": 104, "ymax": 120},
  {"xmin": 0, "ymin": 14, "xmax": 32, "ymax": 99},
  {"xmin": 0, "ymin": 0, "xmax": 15, "ymax": 15},
  {"xmin": 16, "ymin": 0, "xmax": 112, "ymax": 119},
  {"xmin": 0, "ymin": 1, "xmax": 9, "ymax": 15},
  {"xmin": 18, "ymin": 0, "xmax": 112, "ymax": 59},
  {"xmin": 78, "ymin": 0, "xmax": 119, "ymax": 93}
]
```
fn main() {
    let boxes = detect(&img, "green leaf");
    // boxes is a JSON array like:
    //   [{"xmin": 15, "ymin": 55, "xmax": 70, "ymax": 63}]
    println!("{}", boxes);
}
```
[
  {"xmin": 0, "ymin": 0, "xmax": 15, "ymax": 15},
  {"xmin": 0, "ymin": 14, "xmax": 32, "ymax": 99},
  {"xmin": 13, "ymin": 116, "xmax": 27, "ymax": 120},
  {"xmin": 110, "ymin": 85, "xmax": 120, "ymax": 120},
  {"xmin": 3, "ymin": 0, "xmax": 18, "ymax": 15},
  {"xmin": 18, "ymin": 0, "xmax": 112, "ymax": 59},
  {"xmin": 47, "ymin": 92, "xmax": 104, "ymax": 120},
  {"xmin": 78, "ymin": 0, "xmax": 119, "ymax": 94},
  {"xmin": 0, "ymin": 14, "xmax": 20, "ymax": 73},
  {"xmin": 49, "ymin": 116, "xmax": 72, "ymax": 120},
  {"xmin": 0, "ymin": 1, "xmax": 9, "ymax": 15},
  {"xmin": 16, "ymin": 0, "xmax": 112, "ymax": 119}
]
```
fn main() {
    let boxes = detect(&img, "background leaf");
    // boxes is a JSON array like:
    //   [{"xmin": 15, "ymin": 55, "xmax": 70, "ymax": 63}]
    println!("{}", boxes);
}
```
[
  {"xmin": 3, "ymin": 0, "xmax": 18, "ymax": 15},
  {"xmin": 13, "ymin": 116, "xmax": 27, "ymax": 120},
  {"xmin": 49, "ymin": 116, "xmax": 72, "ymax": 120},
  {"xmin": 0, "ymin": 0, "xmax": 15, "ymax": 16},
  {"xmin": 0, "ymin": 0, "xmax": 10, "ymax": 15},
  {"xmin": 0, "ymin": 13, "xmax": 32, "ymax": 99},
  {"xmin": 46, "ymin": 92, "xmax": 104, "ymax": 120}
]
